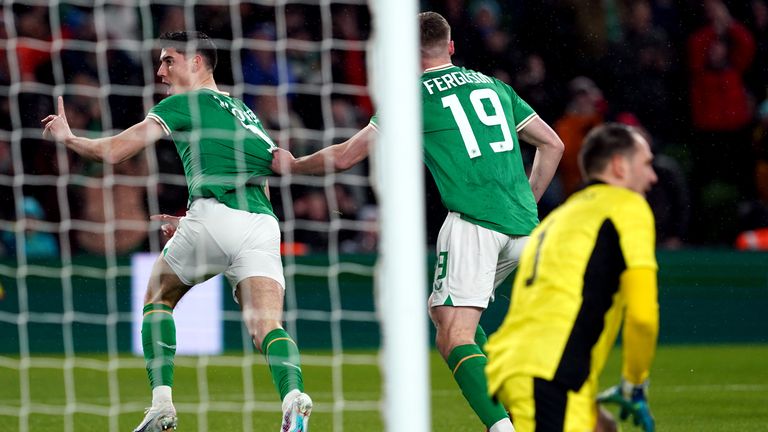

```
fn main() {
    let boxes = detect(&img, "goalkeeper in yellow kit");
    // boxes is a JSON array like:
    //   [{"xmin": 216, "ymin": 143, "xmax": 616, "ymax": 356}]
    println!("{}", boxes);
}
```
[{"xmin": 485, "ymin": 123, "xmax": 659, "ymax": 432}]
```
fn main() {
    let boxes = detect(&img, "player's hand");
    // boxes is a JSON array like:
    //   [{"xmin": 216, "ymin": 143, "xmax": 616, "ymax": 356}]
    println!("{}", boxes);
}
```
[
  {"xmin": 271, "ymin": 148, "xmax": 296, "ymax": 174},
  {"xmin": 150, "ymin": 214, "xmax": 181, "ymax": 239},
  {"xmin": 597, "ymin": 380, "xmax": 655, "ymax": 432},
  {"xmin": 41, "ymin": 96, "xmax": 75, "ymax": 143}
]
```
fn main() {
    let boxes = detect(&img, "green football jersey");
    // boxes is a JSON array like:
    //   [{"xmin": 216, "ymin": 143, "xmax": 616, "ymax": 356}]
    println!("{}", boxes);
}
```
[
  {"xmin": 148, "ymin": 89, "xmax": 277, "ymax": 217},
  {"xmin": 373, "ymin": 64, "xmax": 539, "ymax": 235}
]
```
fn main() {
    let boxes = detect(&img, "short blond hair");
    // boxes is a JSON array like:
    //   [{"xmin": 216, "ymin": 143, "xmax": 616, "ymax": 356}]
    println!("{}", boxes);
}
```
[{"xmin": 419, "ymin": 11, "xmax": 450, "ymax": 58}]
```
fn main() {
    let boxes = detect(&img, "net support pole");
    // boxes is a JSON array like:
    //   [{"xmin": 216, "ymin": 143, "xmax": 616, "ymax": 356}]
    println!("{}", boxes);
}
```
[{"xmin": 372, "ymin": 1, "xmax": 430, "ymax": 431}]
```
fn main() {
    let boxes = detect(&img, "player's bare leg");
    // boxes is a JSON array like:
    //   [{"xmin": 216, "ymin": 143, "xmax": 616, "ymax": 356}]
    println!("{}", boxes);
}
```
[
  {"xmin": 431, "ymin": 304, "xmax": 482, "ymax": 359},
  {"xmin": 134, "ymin": 255, "xmax": 190, "ymax": 431},
  {"xmin": 235, "ymin": 276, "xmax": 285, "ymax": 348},
  {"xmin": 236, "ymin": 276, "xmax": 312, "ymax": 431},
  {"xmin": 431, "ymin": 305, "xmax": 514, "ymax": 432}
]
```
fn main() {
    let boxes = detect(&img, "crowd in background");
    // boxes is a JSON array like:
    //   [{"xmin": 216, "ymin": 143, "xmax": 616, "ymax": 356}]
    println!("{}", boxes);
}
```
[{"xmin": 1, "ymin": 0, "xmax": 768, "ymax": 258}]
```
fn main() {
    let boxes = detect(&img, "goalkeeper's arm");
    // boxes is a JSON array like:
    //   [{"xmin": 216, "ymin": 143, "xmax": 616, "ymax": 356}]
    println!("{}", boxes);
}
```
[
  {"xmin": 597, "ymin": 267, "xmax": 659, "ymax": 431},
  {"xmin": 272, "ymin": 123, "xmax": 377, "ymax": 175},
  {"xmin": 42, "ymin": 96, "xmax": 165, "ymax": 164},
  {"xmin": 620, "ymin": 267, "xmax": 659, "ymax": 385}
]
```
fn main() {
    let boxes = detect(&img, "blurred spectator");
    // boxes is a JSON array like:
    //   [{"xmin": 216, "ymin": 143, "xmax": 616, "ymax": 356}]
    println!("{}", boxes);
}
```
[
  {"xmin": 65, "ymin": 73, "xmax": 103, "ymax": 133},
  {"xmin": 459, "ymin": 0, "xmax": 524, "ymax": 80},
  {"xmin": 1, "ymin": 196, "xmax": 59, "ymax": 259},
  {"xmin": 74, "ymin": 157, "xmax": 150, "ymax": 255},
  {"xmin": 242, "ymin": 23, "xmax": 294, "ymax": 90},
  {"xmin": 252, "ymin": 92, "xmax": 307, "ymax": 152},
  {"xmin": 423, "ymin": 0, "xmax": 473, "ymax": 66},
  {"xmin": 60, "ymin": 5, "xmax": 96, "ymax": 42},
  {"xmin": 688, "ymin": 0, "xmax": 755, "ymax": 133},
  {"xmin": 241, "ymin": 23, "xmax": 301, "ymax": 147},
  {"xmin": 332, "ymin": 5, "xmax": 372, "ymax": 117},
  {"xmin": 341, "ymin": 204, "xmax": 378, "ymax": 254},
  {"xmin": 554, "ymin": 76, "xmax": 606, "ymax": 196},
  {"xmin": 157, "ymin": 6, "xmax": 186, "ymax": 35},
  {"xmin": 153, "ymin": 140, "xmax": 187, "ymax": 219},
  {"xmin": 291, "ymin": 189, "xmax": 330, "ymax": 252},
  {"xmin": 0, "ymin": 141, "xmax": 14, "ymax": 222},
  {"xmin": 562, "ymin": 0, "xmax": 625, "ymax": 61},
  {"xmin": 745, "ymin": 0, "xmax": 768, "ymax": 100},
  {"xmin": 104, "ymin": 3, "xmax": 140, "ymax": 42},
  {"xmin": 285, "ymin": 6, "xmax": 322, "ymax": 86},
  {"xmin": 292, "ymin": 185, "xmax": 360, "ymax": 253},
  {"xmin": 606, "ymin": 0, "xmax": 674, "ymax": 138},
  {"xmin": 14, "ymin": 6, "xmax": 51, "ymax": 83},
  {"xmin": 688, "ymin": 0, "xmax": 757, "ymax": 243},
  {"xmin": 331, "ymin": 98, "xmax": 363, "ymax": 130},
  {"xmin": 514, "ymin": 53, "xmax": 561, "ymax": 124},
  {"xmin": 649, "ymin": 153, "xmax": 690, "ymax": 248},
  {"xmin": 754, "ymin": 99, "xmax": 768, "ymax": 203},
  {"xmin": 617, "ymin": 113, "xmax": 690, "ymax": 248},
  {"xmin": 0, "ymin": 11, "xmax": 10, "ymax": 84}
]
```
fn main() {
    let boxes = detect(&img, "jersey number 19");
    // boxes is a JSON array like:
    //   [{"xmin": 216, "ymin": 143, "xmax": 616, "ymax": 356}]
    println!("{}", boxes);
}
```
[{"xmin": 441, "ymin": 89, "xmax": 514, "ymax": 159}]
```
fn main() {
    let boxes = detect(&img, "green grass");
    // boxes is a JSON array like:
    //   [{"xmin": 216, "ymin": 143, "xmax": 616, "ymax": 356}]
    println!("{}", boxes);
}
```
[{"xmin": 0, "ymin": 344, "xmax": 766, "ymax": 431}]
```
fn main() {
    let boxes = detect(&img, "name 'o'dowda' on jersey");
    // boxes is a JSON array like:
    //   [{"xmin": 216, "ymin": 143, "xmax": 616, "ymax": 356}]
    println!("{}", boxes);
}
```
[
  {"xmin": 371, "ymin": 64, "xmax": 539, "ymax": 236},
  {"xmin": 147, "ymin": 89, "xmax": 277, "ymax": 217}
]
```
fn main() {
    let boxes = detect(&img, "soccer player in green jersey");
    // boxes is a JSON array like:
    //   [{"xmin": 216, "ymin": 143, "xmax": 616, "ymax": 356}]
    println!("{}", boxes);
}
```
[
  {"xmin": 272, "ymin": 12, "xmax": 564, "ymax": 432},
  {"xmin": 42, "ymin": 31, "xmax": 312, "ymax": 432}
]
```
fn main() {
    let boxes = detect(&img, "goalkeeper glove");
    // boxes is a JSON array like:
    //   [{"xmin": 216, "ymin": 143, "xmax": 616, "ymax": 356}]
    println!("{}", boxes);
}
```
[{"xmin": 597, "ymin": 379, "xmax": 655, "ymax": 432}]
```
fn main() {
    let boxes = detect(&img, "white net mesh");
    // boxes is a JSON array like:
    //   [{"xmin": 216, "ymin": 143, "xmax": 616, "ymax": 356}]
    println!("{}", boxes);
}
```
[{"xmin": 0, "ymin": 1, "xmax": 382, "ymax": 431}]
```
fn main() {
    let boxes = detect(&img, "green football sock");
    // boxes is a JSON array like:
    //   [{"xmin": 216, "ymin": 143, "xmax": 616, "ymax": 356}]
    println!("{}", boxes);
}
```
[
  {"xmin": 447, "ymin": 344, "xmax": 508, "ymax": 428},
  {"xmin": 474, "ymin": 325, "xmax": 488, "ymax": 355},
  {"xmin": 261, "ymin": 328, "xmax": 304, "ymax": 400},
  {"xmin": 141, "ymin": 303, "xmax": 177, "ymax": 388}
]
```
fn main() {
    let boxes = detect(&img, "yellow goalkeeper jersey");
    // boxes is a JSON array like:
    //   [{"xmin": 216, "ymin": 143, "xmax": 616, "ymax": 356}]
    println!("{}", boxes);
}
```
[{"xmin": 486, "ymin": 182, "xmax": 658, "ymax": 394}]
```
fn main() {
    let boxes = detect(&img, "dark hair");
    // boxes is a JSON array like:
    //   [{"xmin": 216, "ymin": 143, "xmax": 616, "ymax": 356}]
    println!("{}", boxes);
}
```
[
  {"xmin": 419, "ymin": 11, "xmax": 450, "ymax": 54},
  {"xmin": 578, "ymin": 123, "xmax": 639, "ymax": 178},
  {"xmin": 159, "ymin": 31, "xmax": 217, "ymax": 71}
]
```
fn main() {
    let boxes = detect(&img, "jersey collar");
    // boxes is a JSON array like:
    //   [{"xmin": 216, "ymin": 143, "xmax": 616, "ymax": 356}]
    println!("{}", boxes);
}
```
[{"xmin": 423, "ymin": 63, "xmax": 454, "ymax": 73}]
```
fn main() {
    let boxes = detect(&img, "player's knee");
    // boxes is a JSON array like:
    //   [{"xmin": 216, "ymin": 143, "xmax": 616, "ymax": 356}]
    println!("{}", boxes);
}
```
[
  {"xmin": 142, "ymin": 287, "xmax": 178, "ymax": 308},
  {"xmin": 434, "ymin": 330, "xmax": 460, "ymax": 359},
  {"xmin": 250, "ymin": 319, "xmax": 282, "ymax": 347}
]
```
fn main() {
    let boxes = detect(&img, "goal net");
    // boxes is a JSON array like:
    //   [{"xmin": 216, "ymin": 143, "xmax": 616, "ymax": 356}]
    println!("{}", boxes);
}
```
[{"xmin": 0, "ymin": 1, "xmax": 426, "ymax": 431}]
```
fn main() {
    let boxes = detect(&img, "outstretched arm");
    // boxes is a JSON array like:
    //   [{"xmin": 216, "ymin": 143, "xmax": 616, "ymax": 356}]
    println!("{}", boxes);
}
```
[
  {"xmin": 272, "ymin": 123, "xmax": 377, "ymax": 175},
  {"xmin": 42, "ymin": 96, "xmax": 165, "ymax": 164},
  {"xmin": 518, "ymin": 116, "xmax": 565, "ymax": 202}
]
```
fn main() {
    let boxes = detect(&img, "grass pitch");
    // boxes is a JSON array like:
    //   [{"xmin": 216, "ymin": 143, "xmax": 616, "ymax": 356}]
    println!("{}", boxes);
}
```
[{"xmin": 0, "ymin": 344, "xmax": 765, "ymax": 431}]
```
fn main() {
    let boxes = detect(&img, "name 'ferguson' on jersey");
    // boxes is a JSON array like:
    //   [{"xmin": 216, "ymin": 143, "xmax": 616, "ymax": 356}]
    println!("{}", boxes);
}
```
[{"xmin": 372, "ymin": 65, "xmax": 539, "ymax": 236}]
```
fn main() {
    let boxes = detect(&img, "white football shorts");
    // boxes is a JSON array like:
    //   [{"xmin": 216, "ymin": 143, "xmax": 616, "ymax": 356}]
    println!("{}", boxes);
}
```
[
  {"xmin": 162, "ymin": 198, "xmax": 285, "ymax": 292},
  {"xmin": 430, "ymin": 212, "xmax": 529, "ymax": 308}
]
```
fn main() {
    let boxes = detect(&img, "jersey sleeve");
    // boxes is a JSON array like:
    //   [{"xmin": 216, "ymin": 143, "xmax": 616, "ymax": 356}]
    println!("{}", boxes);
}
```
[
  {"xmin": 501, "ymin": 82, "xmax": 537, "ymax": 132},
  {"xmin": 147, "ymin": 94, "xmax": 192, "ymax": 136},
  {"xmin": 620, "ymin": 267, "xmax": 659, "ymax": 384},
  {"xmin": 614, "ymin": 195, "xmax": 658, "ymax": 270}
]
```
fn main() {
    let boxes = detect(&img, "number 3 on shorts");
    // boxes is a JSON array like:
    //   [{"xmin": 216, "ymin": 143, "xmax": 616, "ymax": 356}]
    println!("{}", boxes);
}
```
[{"xmin": 433, "ymin": 251, "xmax": 448, "ymax": 291}]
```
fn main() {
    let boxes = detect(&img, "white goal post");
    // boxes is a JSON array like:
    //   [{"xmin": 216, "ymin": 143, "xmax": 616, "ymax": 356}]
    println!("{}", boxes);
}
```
[
  {"xmin": 0, "ymin": 1, "xmax": 430, "ymax": 431},
  {"xmin": 370, "ymin": 0, "xmax": 430, "ymax": 431}
]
